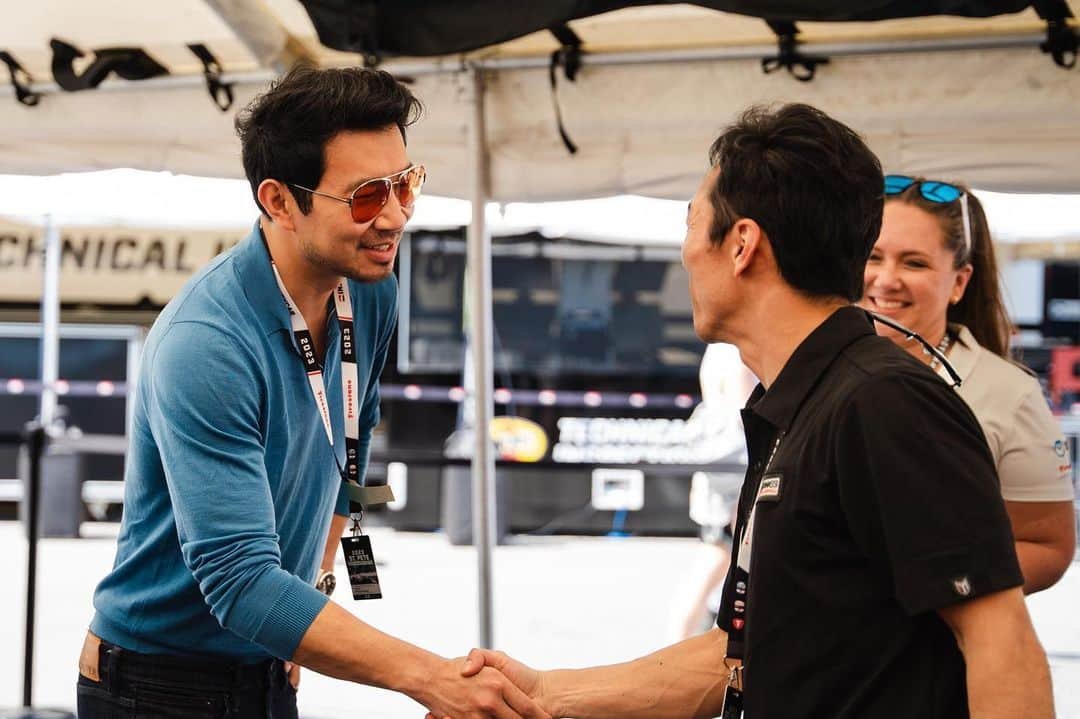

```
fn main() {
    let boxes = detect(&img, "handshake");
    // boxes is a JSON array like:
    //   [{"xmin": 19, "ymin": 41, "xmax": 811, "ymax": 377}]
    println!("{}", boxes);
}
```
[
  {"xmin": 420, "ymin": 649, "xmax": 552, "ymax": 719},
  {"xmin": 408, "ymin": 627, "xmax": 732, "ymax": 719},
  {"xmin": 293, "ymin": 589, "xmax": 729, "ymax": 719}
]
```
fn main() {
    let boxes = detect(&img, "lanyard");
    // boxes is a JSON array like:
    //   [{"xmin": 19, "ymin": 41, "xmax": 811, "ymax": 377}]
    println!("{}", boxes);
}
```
[
  {"xmin": 725, "ymin": 431, "xmax": 783, "ymax": 662},
  {"xmin": 718, "ymin": 432, "xmax": 782, "ymax": 717},
  {"xmin": 267, "ymin": 261, "xmax": 363, "ymax": 500}
]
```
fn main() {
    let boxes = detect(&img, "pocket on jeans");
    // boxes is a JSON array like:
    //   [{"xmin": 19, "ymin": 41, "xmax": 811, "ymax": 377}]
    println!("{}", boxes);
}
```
[
  {"xmin": 76, "ymin": 676, "xmax": 136, "ymax": 718},
  {"xmin": 132, "ymin": 681, "xmax": 228, "ymax": 719}
]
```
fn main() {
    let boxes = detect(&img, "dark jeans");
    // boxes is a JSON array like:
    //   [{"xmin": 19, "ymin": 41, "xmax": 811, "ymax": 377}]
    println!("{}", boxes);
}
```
[{"xmin": 76, "ymin": 639, "xmax": 298, "ymax": 719}]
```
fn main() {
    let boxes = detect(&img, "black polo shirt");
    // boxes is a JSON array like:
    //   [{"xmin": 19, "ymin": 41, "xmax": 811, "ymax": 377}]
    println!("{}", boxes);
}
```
[{"xmin": 716, "ymin": 306, "xmax": 1022, "ymax": 719}]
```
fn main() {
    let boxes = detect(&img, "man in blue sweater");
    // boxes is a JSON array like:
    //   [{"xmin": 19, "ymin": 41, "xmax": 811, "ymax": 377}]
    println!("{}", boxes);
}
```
[{"xmin": 78, "ymin": 65, "xmax": 548, "ymax": 719}]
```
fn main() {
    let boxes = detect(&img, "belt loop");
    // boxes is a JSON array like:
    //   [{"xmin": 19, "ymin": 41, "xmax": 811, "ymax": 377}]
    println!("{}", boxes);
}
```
[{"xmin": 102, "ymin": 644, "xmax": 121, "ymax": 693}]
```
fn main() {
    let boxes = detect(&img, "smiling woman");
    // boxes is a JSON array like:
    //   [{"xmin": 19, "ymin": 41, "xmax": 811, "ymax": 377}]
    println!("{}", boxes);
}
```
[
  {"xmin": 864, "ymin": 200, "xmax": 975, "ymax": 353},
  {"xmin": 861, "ymin": 177, "xmax": 1076, "ymax": 594}
]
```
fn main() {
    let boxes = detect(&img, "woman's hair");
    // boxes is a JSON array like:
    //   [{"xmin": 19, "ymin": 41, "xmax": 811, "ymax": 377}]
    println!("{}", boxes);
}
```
[{"xmin": 888, "ymin": 179, "xmax": 1012, "ymax": 357}]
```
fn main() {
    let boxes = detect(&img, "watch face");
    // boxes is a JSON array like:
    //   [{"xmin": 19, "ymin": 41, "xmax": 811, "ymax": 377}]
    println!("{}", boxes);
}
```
[{"xmin": 317, "ymin": 572, "xmax": 336, "ymax": 596}]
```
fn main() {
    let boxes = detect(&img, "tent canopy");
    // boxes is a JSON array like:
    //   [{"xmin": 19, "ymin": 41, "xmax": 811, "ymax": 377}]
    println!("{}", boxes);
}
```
[
  {"xmin": 296, "ymin": 1, "xmax": 1045, "ymax": 57},
  {"xmin": 1, "ymin": 1, "xmax": 1078, "ymax": 199}
]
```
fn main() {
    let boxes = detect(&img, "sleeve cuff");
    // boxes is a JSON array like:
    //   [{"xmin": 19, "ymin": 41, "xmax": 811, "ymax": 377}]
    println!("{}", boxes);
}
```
[
  {"xmin": 893, "ymin": 534, "xmax": 1024, "ymax": 615},
  {"xmin": 252, "ymin": 574, "xmax": 331, "ymax": 660}
]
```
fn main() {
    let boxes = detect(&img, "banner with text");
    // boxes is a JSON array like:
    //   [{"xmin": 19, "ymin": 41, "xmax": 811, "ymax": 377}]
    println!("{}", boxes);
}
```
[{"xmin": 0, "ymin": 217, "xmax": 246, "ymax": 304}]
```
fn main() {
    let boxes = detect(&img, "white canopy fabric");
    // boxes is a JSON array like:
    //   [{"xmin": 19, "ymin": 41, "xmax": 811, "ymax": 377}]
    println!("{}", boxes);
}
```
[{"xmin": 1, "ymin": 2, "xmax": 1078, "ymax": 198}]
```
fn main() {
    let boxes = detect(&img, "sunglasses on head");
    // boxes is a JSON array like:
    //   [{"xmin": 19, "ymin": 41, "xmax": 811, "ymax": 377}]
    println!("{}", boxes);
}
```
[
  {"xmin": 290, "ymin": 164, "xmax": 426, "ymax": 224},
  {"xmin": 884, "ymin": 174, "xmax": 963, "ymax": 203},
  {"xmin": 883, "ymin": 174, "xmax": 972, "ymax": 258}
]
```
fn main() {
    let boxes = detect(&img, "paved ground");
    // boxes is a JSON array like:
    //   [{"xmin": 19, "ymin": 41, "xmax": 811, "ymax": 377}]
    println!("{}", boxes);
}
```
[{"xmin": 0, "ymin": 521, "xmax": 1076, "ymax": 717}]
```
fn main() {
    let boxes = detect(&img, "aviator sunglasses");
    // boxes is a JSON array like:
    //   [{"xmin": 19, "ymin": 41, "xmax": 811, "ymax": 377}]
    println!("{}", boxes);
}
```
[
  {"xmin": 883, "ymin": 174, "xmax": 972, "ymax": 257},
  {"xmin": 290, "ymin": 164, "xmax": 426, "ymax": 224}
]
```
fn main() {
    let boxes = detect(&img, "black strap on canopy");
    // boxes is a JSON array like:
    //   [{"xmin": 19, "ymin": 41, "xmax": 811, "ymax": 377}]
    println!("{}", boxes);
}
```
[
  {"xmin": 0, "ymin": 50, "xmax": 40, "ymax": 106},
  {"xmin": 548, "ymin": 23, "xmax": 582, "ymax": 155},
  {"xmin": 761, "ymin": 20, "xmax": 829, "ymax": 82},
  {"xmin": 352, "ymin": 0, "xmax": 381, "ymax": 68},
  {"xmin": 187, "ymin": 44, "xmax": 234, "ymax": 112},
  {"xmin": 50, "ymin": 38, "xmax": 168, "ymax": 92},
  {"xmin": 1033, "ymin": 0, "xmax": 1078, "ymax": 69}
]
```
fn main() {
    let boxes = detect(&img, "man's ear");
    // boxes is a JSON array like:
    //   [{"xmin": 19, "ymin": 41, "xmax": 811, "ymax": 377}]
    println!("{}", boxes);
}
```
[
  {"xmin": 731, "ymin": 218, "xmax": 764, "ymax": 277},
  {"xmin": 256, "ymin": 179, "xmax": 297, "ymax": 231}
]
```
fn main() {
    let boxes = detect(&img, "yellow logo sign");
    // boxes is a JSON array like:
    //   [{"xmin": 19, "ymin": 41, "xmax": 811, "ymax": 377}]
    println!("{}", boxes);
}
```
[{"xmin": 490, "ymin": 416, "xmax": 549, "ymax": 463}]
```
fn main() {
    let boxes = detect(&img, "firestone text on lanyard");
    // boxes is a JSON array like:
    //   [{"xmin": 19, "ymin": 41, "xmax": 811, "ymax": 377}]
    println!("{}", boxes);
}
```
[{"xmin": 267, "ymin": 251, "xmax": 390, "ymax": 600}]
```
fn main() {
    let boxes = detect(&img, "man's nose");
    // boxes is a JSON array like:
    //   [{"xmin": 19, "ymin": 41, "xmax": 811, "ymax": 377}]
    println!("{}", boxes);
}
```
[{"xmin": 373, "ymin": 190, "xmax": 409, "ymax": 231}]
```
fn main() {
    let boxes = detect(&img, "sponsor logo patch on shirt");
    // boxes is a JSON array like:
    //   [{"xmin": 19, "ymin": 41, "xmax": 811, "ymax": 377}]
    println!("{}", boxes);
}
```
[{"xmin": 756, "ymin": 474, "xmax": 782, "ymax": 503}]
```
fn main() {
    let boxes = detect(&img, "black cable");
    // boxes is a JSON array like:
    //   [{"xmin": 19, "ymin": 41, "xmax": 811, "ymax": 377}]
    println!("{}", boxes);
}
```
[{"xmin": 22, "ymin": 423, "xmax": 47, "ymax": 708}]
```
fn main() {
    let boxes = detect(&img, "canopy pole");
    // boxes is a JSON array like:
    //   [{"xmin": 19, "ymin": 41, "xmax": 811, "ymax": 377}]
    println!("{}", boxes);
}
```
[
  {"xmin": 39, "ymin": 215, "xmax": 60, "ymax": 430},
  {"xmin": 21, "ymin": 213, "xmax": 60, "ymax": 710},
  {"xmin": 465, "ymin": 64, "xmax": 496, "ymax": 649}
]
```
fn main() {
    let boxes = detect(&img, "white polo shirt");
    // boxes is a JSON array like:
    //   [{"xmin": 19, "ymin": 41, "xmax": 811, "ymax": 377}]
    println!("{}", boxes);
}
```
[{"xmin": 937, "ymin": 324, "xmax": 1075, "ymax": 502}]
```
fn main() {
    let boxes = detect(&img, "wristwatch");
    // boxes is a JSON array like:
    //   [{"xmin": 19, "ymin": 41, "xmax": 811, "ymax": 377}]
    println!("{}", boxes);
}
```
[{"xmin": 315, "ymin": 569, "xmax": 336, "ymax": 596}]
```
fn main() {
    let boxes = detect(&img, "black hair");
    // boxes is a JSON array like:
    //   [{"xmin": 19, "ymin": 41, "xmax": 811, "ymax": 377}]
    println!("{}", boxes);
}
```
[
  {"xmin": 707, "ymin": 103, "xmax": 884, "ymax": 302},
  {"xmin": 235, "ymin": 64, "xmax": 422, "ymax": 216}
]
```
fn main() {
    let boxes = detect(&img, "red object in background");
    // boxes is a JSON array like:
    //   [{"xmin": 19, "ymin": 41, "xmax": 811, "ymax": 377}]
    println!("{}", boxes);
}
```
[{"xmin": 1048, "ymin": 346, "xmax": 1080, "ymax": 408}]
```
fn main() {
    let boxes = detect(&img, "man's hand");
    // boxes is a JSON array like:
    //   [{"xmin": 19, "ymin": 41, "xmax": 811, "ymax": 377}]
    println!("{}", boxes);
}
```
[
  {"xmin": 283, "ymin": 661, "xmax": 301, "ymax": 689},
  {"xmin": 462, "ymin": 649, "xmax": 544, "ymax": 701},
  {"xmin": 417, "ymin": 655, "xmax": 551, "ymax": 719},
  {"xmin": 291, "ymin": 600, "xmax": 550, "ymax": 718}
]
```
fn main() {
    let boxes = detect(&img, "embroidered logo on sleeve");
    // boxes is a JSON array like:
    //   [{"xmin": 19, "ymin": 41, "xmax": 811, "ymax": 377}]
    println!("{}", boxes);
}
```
[
  {"xmin": 1053, "ymin": 439, "xmax": 1072, "ymax": 476},
  {"xmin": 952, "ymin": 576, "xmax": 972, "ymax": 597}
]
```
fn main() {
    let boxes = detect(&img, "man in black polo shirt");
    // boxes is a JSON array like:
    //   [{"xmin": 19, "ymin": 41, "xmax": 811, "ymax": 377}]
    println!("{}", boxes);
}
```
[{"xmin": 453, "ymin": 103, "xmax": 1054, "ymax": 718}]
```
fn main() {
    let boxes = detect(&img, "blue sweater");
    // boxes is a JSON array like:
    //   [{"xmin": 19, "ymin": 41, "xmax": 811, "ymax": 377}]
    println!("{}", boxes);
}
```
[{"xmin": 90, "ymin": 222, "xmax": 397, "ymax": 661}]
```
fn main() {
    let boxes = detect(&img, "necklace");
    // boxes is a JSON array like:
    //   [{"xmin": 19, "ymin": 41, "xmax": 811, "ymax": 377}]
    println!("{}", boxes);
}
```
[{"xmin": 927, "ymin": 331, "xmax": 952, "ymax": 371}]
